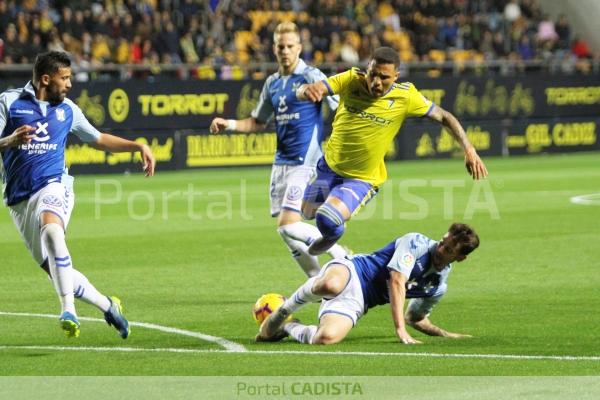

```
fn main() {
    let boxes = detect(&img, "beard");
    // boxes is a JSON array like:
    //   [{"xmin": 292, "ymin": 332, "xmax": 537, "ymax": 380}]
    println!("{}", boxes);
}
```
[{"xmin": 47, "ymin": 84, "xmax": 66, "ymax": 104}]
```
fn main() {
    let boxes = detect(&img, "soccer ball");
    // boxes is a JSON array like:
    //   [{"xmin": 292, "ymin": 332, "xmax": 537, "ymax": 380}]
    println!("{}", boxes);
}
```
[{"xmin": 252, "ymin": 293, "xmax": 290, "ymax": 325}]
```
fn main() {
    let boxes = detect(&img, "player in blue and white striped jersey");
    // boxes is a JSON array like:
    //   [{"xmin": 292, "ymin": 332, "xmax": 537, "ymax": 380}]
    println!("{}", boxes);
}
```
[
  {"xmin": 0, "ymin": 51, "xmax": 155, "ymax": 339},
  {"xmin": 256, "ymin": 223, "xmax": 480, "ymax": 345},
  {"xmin": 211, "ymin": 22, "xmax": 347, "ymax": 277}
]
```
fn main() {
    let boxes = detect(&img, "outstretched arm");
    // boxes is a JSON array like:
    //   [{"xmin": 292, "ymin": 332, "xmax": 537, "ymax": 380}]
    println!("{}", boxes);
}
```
[
  {"xmin": 209, "ymin": 117, "xmax": 265, "ymax": 134},
  {"xmin": 389, "ymin": 270, "xmax": 422, "ymax": 345},
  {"xmin": 427, "ymin": 105, "xmax": 488, "ymax": 180},
  {"xmin": 405, "ymin": 314, "xmax": 472, "ymax": 339},
  {"xmin": 296, "ymin": 81, "xmax": 330, "ymax": 103},
  {"xmin": 91, "ymin": 133, "xmax": 155, "ymax": 176}
]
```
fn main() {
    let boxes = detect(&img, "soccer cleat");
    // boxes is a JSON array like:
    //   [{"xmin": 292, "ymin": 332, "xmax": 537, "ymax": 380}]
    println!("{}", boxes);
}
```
[
  {"xmin": 59, "ymin": 311, "xmax": 80, "ymax": 338},
  {"xmin": 104, "ymin": 296, "xmax": 130, "ymax": 339},
  {"xmin": 255, "ymin": 307, "xmax": 290, "ymax": 342},
  {"xmin": 255, "ymin": 327, "xmax": 288, "ymax": 342}
]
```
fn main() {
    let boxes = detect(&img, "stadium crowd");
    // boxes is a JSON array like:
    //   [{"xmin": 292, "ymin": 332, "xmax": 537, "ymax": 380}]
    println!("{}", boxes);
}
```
[{"xmin": 0, "ymin": 0, "xmax": 596, "ymax": 79}]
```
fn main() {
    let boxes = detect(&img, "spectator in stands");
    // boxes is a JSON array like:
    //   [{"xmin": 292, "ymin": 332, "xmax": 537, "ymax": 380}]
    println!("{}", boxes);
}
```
[
  {"xmin": 3, "ymin": 24, "xmax": 21, "ymax": 63},
  {"xmin": 180, "ymin": 31, "xmax": 199, "ymax": 64},
  {"xmin": 555, "ymin": 14, "xmax": 571, "ymax": 50},
  {"xmin": 536, "ymin": 14, "xmax": 558, "ymax": 48},
  {"xmin": 571, "ymin": 34, "xmax": 591, "ymax": 59},
  {"xmin": 0, "ymin": 0, "xmax": 11, "ymax": 32},
  {"xmin": 0, "ymin": 0, "xmax": 593, "ymax": 78},
  {"xmin": 503, "ymin": 0, "xmax": 521, "ymax": 23},
  {"xmin": 517, "ymin": 35, "xmax": 535, "ymax": 61}
]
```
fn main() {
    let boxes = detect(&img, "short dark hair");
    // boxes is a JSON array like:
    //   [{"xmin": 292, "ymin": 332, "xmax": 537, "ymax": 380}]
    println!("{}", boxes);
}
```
[
  {"xmin": 372, "ymin": 47, "xmax": 400, "ymax": 68},
  {"xmin": 33, "ymin": 51, "xmax": 71, "ymax": 83},
  {"xmin": 448, "ymin": 222, "xmax": 480, "ymax": 255}
]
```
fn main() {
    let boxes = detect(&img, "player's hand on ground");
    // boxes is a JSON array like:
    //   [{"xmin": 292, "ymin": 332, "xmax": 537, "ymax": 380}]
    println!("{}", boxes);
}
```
[
  {"xmin": 396, "ymin": 328, "xmax": 422, "ymax": 345},
  {"xmin": 139, "ymin": 143, "xmax": 155, "ymax": 177},
  {"xmin": 445, "ymin": 332, "xmax": 473, "ymax": 339},
  {"xmin": 8, "ymin": 125, "xmax": 36, "ymax": 146},
  {"xmin": 210, "ymin": 117, "xmax": 228, "ymax": 134},
  {"xmin": 464, "ymin": 146, "xmax": 488, "ymax": 180}
]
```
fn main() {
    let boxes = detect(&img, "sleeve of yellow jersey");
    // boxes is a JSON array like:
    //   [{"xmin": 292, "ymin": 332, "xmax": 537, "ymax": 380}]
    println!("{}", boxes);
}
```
[
  {"xmin": 323, "ymin": 68, "xmax": 355, "ymax": 96},
  {"xmin": 406, "ymin": 83, "xmax": 435, "ymax": 118}
]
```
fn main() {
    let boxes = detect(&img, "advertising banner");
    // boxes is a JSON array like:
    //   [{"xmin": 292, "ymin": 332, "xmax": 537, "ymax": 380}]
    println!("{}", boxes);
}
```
[
  {"xmin": 505, "ymin": 117, "xmax": 600, "ymax": 155},
  {"xmin": 2, "ymin": 73, "xmax": 598, "ymax": 173},
  {"xmin": 65, "ymin": 131, "xmax": 179, "ymax": 174}
]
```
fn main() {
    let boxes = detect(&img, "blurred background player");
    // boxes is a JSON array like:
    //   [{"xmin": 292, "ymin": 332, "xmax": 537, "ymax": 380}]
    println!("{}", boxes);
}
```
[
  {"xmin": 296, "ymin": 47, "xmax": 488, "ymax": 255},
  {"xmin": 256, "ymin": 222, "xmax": 479, "ymax": 345},
  {"xmin": 210, "ymin": 22, "xmax": 347, "ymax": 277},
  {"xmin": 0, "ymin": 51, "xmax": 155, "ymax": 338}
]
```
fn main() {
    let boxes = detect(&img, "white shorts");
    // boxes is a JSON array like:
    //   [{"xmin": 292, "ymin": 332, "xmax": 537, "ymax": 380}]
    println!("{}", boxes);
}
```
[
  {"xmin": 317, "ymin": 258, "xmax": 365, "ymax": 326},
  {"xmin": 405, "ymin": 292, "xmax": 445, "ymax": 320},
  {"xmin": 9, "ymin": 179, "xmax": 75, "ymax": 266},
  {"xmin": 269, "ymin": 164, "xmax": 315, "ymax": 217},
  {"xmin": 317, "ymin": 258, "xmax": 446, "ymax": 326}
]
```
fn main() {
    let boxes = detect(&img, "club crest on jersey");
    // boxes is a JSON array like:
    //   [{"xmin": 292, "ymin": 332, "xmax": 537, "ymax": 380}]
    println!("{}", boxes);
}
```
[
  {"xmin": 291, "ymin": 82, "xmax": 301, "ymax": 92},
  {"xmin": 55, "ymin": 108, "xmax": 66, "ymax": 121},
  {"xmin": 277, "ymin": 96, "xmax": 288, "ymax": 113}
]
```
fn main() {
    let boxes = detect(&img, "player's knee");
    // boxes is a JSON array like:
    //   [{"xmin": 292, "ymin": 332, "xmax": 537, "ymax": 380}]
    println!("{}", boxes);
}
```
[
  {"xmin": 277, "ymin": 225, "xmax": 288, "ymax": 238},
  {"xmin": 301, "ymin": 202, "xmax": 317, "ymax": 220},
  {"xmin": 404, "ymin": 310, "xmax": 425, "ymax": 326},
  {"xmin": 313, "ymin": 276, "xmax": 345, "ymax": 296},
  {"xmin": 312, "ymin": 328, "xmax": 343, "ymax": 345},
  {"xmin": 40, "ymin": 223, "xmax": 65, "ymax": 247},
  {"xmin": 315, "ymin": 203, "xmax": 345, "ymax": 239}
]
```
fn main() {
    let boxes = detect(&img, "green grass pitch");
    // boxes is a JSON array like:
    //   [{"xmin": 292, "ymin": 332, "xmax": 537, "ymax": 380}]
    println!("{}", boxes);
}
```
[{"xmin": 1, "ymin": 152, "xmax": 599, "ymax": 376}]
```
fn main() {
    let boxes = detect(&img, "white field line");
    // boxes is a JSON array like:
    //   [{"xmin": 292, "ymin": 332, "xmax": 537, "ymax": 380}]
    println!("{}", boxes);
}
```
[
  {"xmin": 0, "ymin": 311, "xmax": 246, "ymax": 353},
  {"xmin": 570, "ymin": 193, "xmax": 600, "ymax": 205},
  {"xmin": 2, "ymin": 311, "xmax": 599, "ymax": 362},
  {"xmin": 0, "ymin": 345, "xmax": 599, "ymax": 362}
]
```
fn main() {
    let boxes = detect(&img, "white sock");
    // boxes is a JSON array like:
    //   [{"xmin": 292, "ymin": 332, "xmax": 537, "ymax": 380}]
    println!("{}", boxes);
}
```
[
  {"xmin": 281, "ymin": 276, "xmax": 322, "ymax": 314},
  {"xmin": 278, "ymin": 223, "xmax": 321, "ymax": 277},
  {"xmin": 284, "ymin": 321, "xmax": 318, "ymax": 344},
  {"xmin": 41, "ymin": 223, "xmax": 75, "ymax": 316},
  {"xmin": 328, "ymin": 243, "xmax": 349, "ymax": 259},
  {"xmin": 72, "ymin": 269, "xmax": 111, "ymax": 312},
  {"xmin": 278, "ymin": 222, "xmax": 349, "ymax": 276}
]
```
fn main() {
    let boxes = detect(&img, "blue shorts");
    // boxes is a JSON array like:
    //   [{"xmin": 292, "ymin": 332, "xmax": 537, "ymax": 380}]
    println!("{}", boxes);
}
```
[{"xmin": 303, "ymin": 158, "xmax": 378, "ymax": 216}]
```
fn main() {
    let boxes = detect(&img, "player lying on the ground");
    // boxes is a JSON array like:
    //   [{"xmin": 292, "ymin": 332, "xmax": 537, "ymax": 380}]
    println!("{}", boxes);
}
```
[
  {"xmin": 0, "ymin": 51, "xmax": 155, "ymax": 339},
  {"xmin": 256, "ymin": 222, "xmax": 479, "ymax": 345}
]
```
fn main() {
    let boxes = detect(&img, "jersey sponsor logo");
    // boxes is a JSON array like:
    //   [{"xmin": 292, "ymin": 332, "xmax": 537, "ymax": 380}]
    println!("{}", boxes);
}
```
[
  {"xmin": 19, "ymin": 142, "xmax": 59, "ymax": 152},
  {"xmin": 18, "ymin": 121, "xmax": 58, "ymax": 154},
  {"xmin": 55, "ymin": 108, "xmax": 66, "ymax": 122},
  {"xmin": 344, "ymin": 105, "xmax": 392, "ymax": 126},
  {"xmin": 286, "ymin": 185, "xmax": 303, "ymax": 201},
  {"xmin": 42, "ymin": 194, "xmax": 63, "ymax": 208},
  {"xmin": 275, "ymin": 112, "xmax": 300, "ymax": 123},
  {"xmin": 34, "ymin": 122, "xmax": 50, "ymax": 142},
  {"xmin": 15, "ymin": 109, "xmax": 34, "ymax": 114},
  {"xmin": 277, "ymin": 96, "xmax": 288, "ymax": 113}
]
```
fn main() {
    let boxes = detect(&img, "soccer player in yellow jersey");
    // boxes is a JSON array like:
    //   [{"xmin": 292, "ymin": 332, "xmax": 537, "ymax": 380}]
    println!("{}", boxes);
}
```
[{"xmin": 295, "ymin": 47, "xmax": 488, "ymax": 255}]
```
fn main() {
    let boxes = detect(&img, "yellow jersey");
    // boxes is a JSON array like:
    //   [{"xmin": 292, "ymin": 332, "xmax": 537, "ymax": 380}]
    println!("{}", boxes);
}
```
[{"xmin": 323, "ymin": 68, "xmax": 433, "ymax": 186}]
